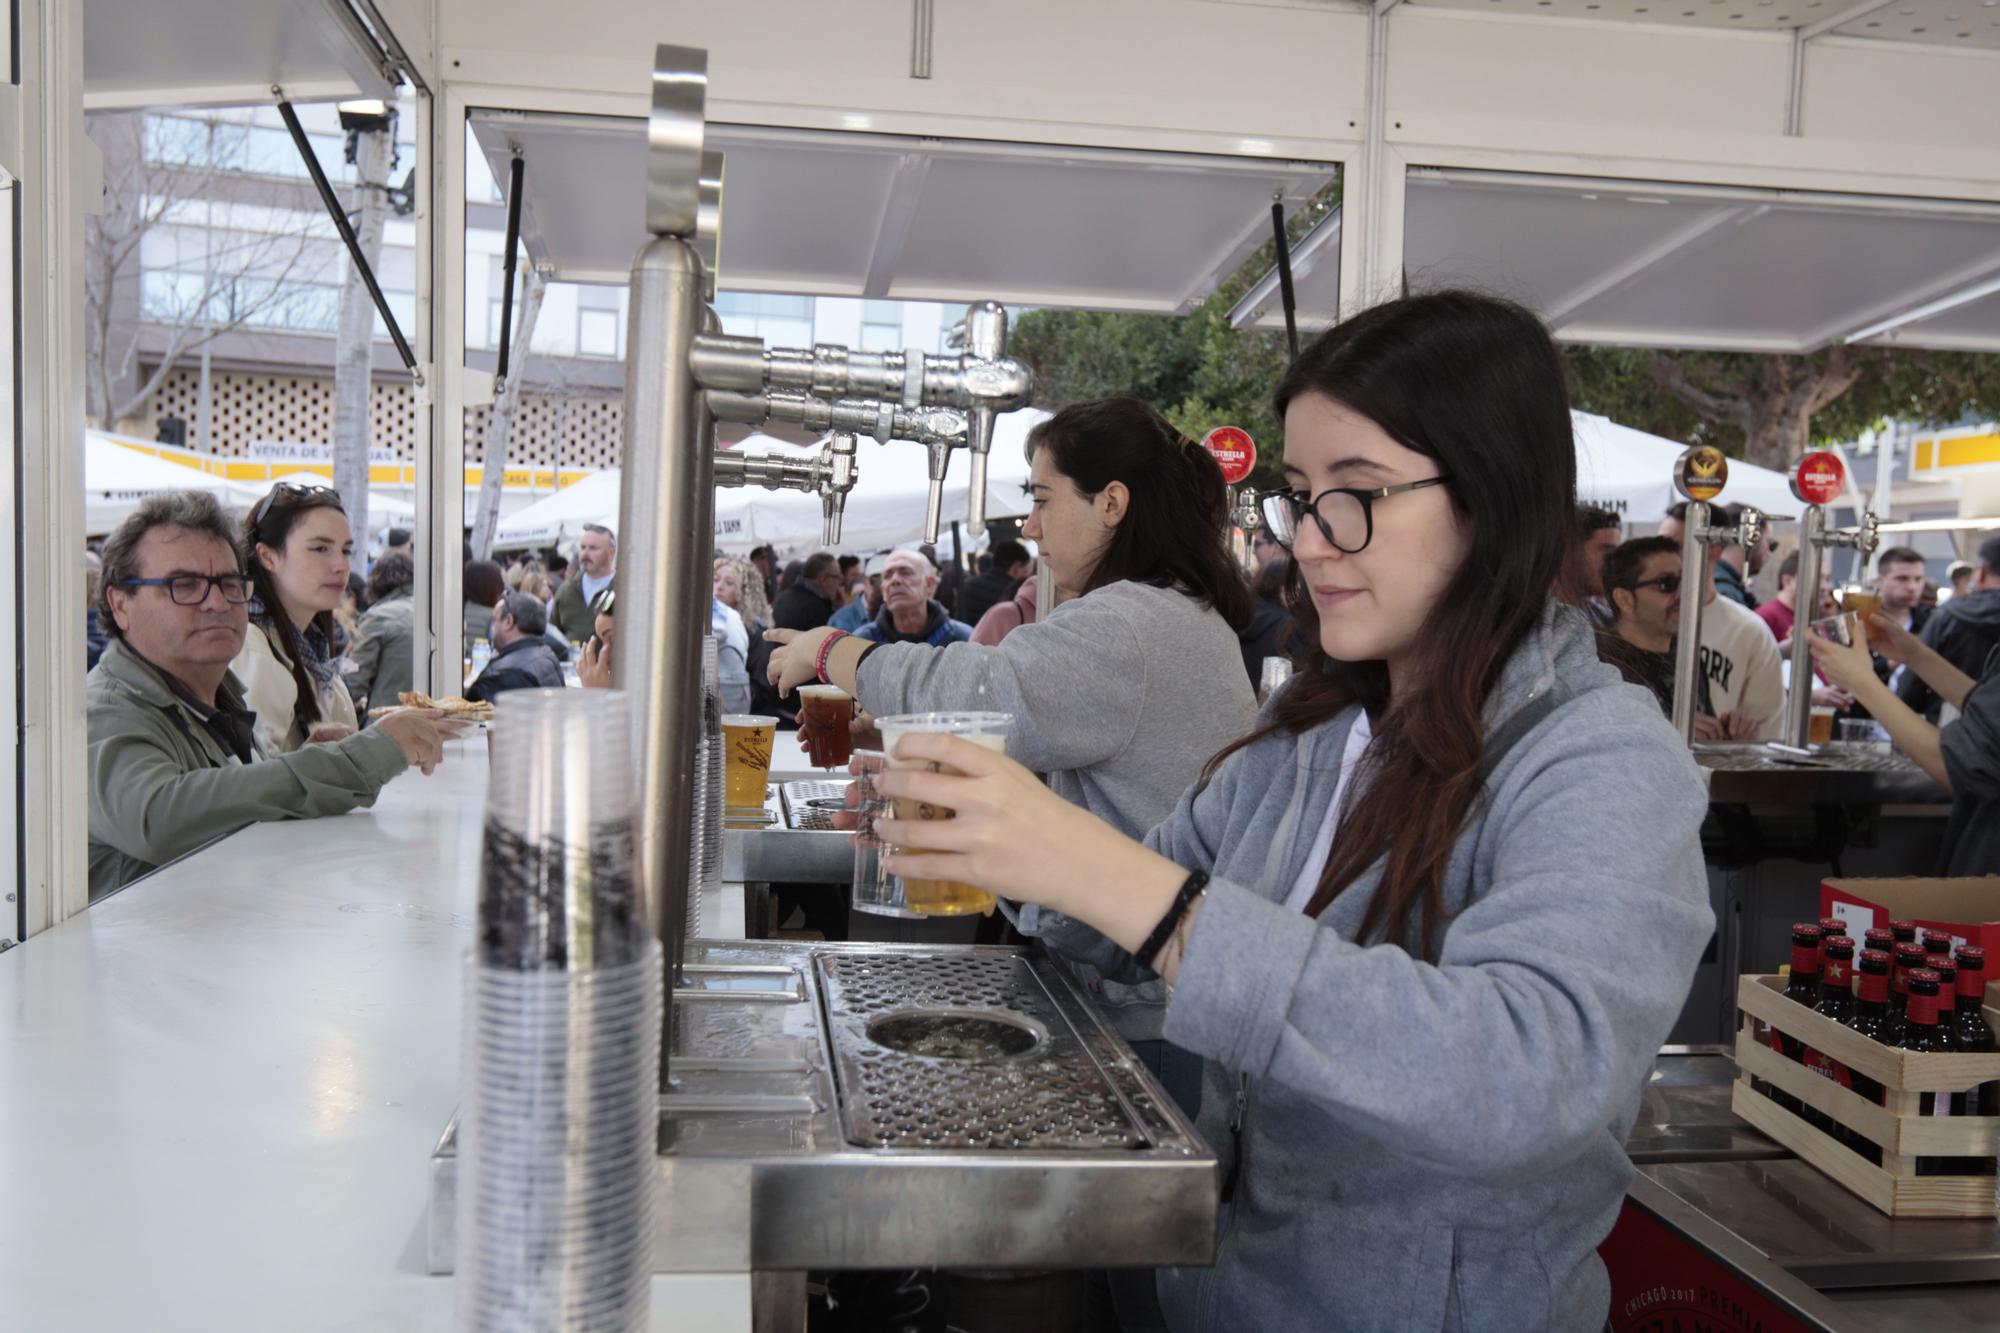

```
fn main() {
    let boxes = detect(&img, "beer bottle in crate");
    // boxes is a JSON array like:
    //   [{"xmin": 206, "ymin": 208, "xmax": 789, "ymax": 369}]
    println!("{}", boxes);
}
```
[
  {"xmin": 1892, "ymin": 943, "xmax": 1929, "ymax": 1029},
  {"xmin": 1952, "ymin": 946, "xmax": 1997, "ymax": 1117},
  {"xmin": 1931, "ymin": 958, "xmax": 1962, "ymax": 1054},
  {"xmin": 1803, "ymin": 936, "xmax": 1858, "ymax": 1143},
  {"xmin": 1818, "ymin": 916, "xmax": 1844, "ymax": 963},
  {"xmin": 1924, "ymin": 934, "xmax": 1954, "ymax": 969},
  {"xmin": 1768, "ymin": 924, "xmax": 1823, "ymax": 1114},
  {"xmin": 1863, "ymin": 928, "xmax": 1896, "ymax": 969},
  {"xmin": 1843, "ymin": 948, "xmax": 1895, "ymax": 1166},
  {"xmin": 1898, "ymin": 969, "xmax": 1952, "ymax": 1177},
  {"xmin": 1891, "ymin": 920, "xmax": 1919, "ymax": 948}
]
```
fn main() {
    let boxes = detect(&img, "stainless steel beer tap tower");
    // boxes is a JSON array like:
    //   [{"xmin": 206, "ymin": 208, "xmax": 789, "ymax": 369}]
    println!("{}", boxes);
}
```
[
  {"xmin": 432, "ymin": 42, "xmax": 1216, "ymax": 1292},
  {"xmin": 1777, "ymin": 451, "xmax": 1879, "ymax": 751},
  {"xmin": 1667, "ymin": 447, "xmax": 1765, "ymax": 744},
  {"xmin": 690, "ymin": 300, "xmax": 1033, "ymax": 542}
]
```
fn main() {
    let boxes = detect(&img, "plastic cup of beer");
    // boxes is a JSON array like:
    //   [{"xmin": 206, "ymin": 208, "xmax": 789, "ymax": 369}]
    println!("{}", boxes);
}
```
[
  {"xmin": 1809, "ymin": 706, "xmax": 1836, "ymax": 746},
  {"xmin": 797, "ymin": 684, "xmax": 854, "ymax": 769},
  {"xmin": 874, "ymin": 711, "xmax": 1014, "ymax": 918},
  {"xmin": 1840, "ymin": 588, "xmax": 1882, "ymax": 649},
  {"xmin": 722, "ymin": 714, "xmax": 778, "ymax": 812}
]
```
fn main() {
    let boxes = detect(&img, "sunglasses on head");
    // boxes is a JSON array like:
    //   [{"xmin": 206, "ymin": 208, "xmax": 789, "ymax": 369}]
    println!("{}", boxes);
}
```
[{"xmin": 251, "ymin": 481, "xmax": 343, "ymax": 531}]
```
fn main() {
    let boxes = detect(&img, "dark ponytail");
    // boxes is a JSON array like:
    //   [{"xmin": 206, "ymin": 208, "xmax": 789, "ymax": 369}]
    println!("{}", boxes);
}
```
[
  {"xmin": 241, "ymin": 489, "xmax": 348, "ymax": 734},
  {"xmin": 1026, "ymin": 396, "xmax": 1252, "ymax": 629}
]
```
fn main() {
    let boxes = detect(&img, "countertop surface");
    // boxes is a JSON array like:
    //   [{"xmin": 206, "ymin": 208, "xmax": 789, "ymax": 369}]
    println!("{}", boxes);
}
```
[
  {"xmin": 1695, "ymin": 742, "xmax": 1951, "ymax": 806},
  {"xmin": 0, "ymin": 741, "xmax": 742, "ymax": 1333}
]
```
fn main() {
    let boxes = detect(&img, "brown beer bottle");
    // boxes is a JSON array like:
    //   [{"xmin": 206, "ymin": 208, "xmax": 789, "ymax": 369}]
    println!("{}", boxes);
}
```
[
  {"xmin": 1863, "ymin": 927, "xmax": 1896, "ymax": 963},
  {"xmin": 1803, "ymin": 937, "xmax": 1858, "ymax": 1142},
  {"xmin": 1769, "ymin": 924, "xmax": 1823, "ymax": 1115},
  {"xmin": 1892, "ymin": 943, "xmax": 1929, "ymax": 1026},
  {"xmin": 1898, "ymin": 970, "xmax": 1951, "ymax": 1176},
  {"xmin": 1924, "ymin": 935, "xmax": 1954, "ymax": 969},
  {"xmin": 1930, "ymin": 959, "xmax": 1961, "ymax": 1054},
  {"xmin": 1819, "ymin": 916, "xmax": 1845, "ymax": 965},
  {"xmin": 1952, "ymin": 947, "xmax": 1997, "ymax": 1119},
  {"xmin": 1842, "ymin": 949, "xmax": 1894, "ymax": 1166},
  {"xmin": 1891, "ymin": 920, "xmax": 1919, "ymax": 948}
]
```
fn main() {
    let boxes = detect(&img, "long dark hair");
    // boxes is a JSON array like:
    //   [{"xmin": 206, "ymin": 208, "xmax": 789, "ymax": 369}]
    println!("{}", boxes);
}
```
[
  {"xmin": 1026, "ymin": 396, "xmax": 1252, "ymax": 629},
  {"xmin": 242, "ymin": 487, "xmax": 350, "ymax": 733},
  {"xmin": 1206, "ymin": 291, "xmax": 1576, "ymax": 959}
]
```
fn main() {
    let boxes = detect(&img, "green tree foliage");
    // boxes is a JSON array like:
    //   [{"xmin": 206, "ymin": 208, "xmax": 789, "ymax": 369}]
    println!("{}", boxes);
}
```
[
  {"xmin": 1010, "ymin": 185, "xmax": 1336, "ymax": 495},
  {"xmin": 1564, "ymin": 344, "xmax": 2000, "ymax": 470}
]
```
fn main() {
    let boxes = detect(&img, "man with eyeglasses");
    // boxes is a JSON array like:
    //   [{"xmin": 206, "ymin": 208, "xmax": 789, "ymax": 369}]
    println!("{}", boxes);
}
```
[
  {"xmin": 1597, "ymin": 536, "xmax": 1757, "ymax": 740},
  {"xmin": 85, "ymin": 491, "xmax": 448, "ymax": 901}
]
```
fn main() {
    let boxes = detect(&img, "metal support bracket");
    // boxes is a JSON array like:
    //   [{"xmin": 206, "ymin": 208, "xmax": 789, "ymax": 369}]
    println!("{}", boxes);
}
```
[{"xmin": 274, "ymin": 93, "xmax": 423, "ymax": 385}]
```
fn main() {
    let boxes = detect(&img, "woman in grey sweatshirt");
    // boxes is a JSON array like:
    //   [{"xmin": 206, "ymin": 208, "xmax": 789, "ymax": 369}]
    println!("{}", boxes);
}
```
[
  {"xmin": 767, "ymin": 398, "xmax": 1260, "ymax": 1085},
  {"xmin": 872, "ymin": 294, "xmax": 1715, "ymax": 1332}
]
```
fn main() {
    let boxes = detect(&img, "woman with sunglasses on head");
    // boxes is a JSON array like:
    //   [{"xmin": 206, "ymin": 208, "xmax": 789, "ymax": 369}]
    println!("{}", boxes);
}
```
[
  {"xmin": 232, "ymin": 483, "xmax": 362, "ymax": 755},
  {"xmin": 766, "ymin": 397, "xmax": 1257, "ymax": 1106},
  {"xmin": 869, "ymin": 293, "xmax": 1714, "ymax": 1332}
]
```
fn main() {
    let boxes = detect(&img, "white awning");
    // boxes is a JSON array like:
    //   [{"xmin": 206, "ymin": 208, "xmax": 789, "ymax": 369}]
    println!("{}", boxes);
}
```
[
  {"xmin": 1232, "ymin": 170, "xmax": 2000, "ymax": 354},
  {"xmin": 469, "ymin": 112, "xmax": 1334, "ymax": 311},
  {"xmin": 83, "ymin": 0, "xmax": 407, "ymax": 108}
]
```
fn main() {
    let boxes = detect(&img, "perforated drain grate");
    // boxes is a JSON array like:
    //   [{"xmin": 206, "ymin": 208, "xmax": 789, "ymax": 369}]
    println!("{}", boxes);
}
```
[
  {"xmin": 780, "ymin": 781, "xmax": 851, "ymax": 832},
  {"xmin": 817, "ymin": 952, "xmax": 1148, "ymax": 1151}
]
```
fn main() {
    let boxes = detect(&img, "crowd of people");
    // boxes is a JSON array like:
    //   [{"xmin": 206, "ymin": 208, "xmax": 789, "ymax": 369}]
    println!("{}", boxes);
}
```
[{"xmin": 72, "ymin": 285, "xmax": 2000, "ymax": 1331}]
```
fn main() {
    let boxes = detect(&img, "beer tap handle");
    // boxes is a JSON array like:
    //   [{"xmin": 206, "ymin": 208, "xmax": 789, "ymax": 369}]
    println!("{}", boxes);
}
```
[
  {"xmin": 923, "ymin": 440, "xmax": 951, "ymax": 544},
  {"xmin": 1859, "ymin": 511, "xmax": 1880, "ymax": 562},
  {"xmin": 821, "ymin": 433, "xmax": 857, "ymax": 546},
  {"xmin": 1736, "ymin": 506, "xmax": 1764, "ymax": 560}
]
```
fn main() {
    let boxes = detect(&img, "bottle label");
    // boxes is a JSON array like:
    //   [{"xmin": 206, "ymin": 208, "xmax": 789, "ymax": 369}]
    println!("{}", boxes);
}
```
[{"xmin": 1803, "ymin": 1047, "xmax": 1852, "ymax": 1091}]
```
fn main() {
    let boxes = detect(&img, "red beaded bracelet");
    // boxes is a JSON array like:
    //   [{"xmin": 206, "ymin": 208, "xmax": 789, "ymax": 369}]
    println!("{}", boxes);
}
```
[{"xmin": 814, "ymin": 629, "xmax": 849, "ymax": 684}]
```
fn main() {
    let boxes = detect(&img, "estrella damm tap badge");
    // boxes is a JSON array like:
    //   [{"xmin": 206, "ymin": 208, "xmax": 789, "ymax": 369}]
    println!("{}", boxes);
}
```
[
  {"xmin": 1672, "ymin": 445, "xmax": 1729, "ymax": 502},
  {"xmin": 1792, "ymin": 451, "xmax": 1845, "ymax": 507}
]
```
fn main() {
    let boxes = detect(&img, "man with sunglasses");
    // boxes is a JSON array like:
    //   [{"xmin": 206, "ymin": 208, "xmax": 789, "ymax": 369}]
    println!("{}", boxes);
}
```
[
  {"xmin": 1598, "ymin": 537, "xmax": 1755, "ymax": 739},
  {"xmin": 85, "ymin": 491, "xmax": 448, "ymax": 900}
]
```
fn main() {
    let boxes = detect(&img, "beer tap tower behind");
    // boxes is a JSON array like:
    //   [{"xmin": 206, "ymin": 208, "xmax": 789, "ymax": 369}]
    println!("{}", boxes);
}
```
[
  {"xmin": 1667, "ymin": 446, "xmax": 1765, "ymax": 745},
  {"xmin": 1776, "ymin": 451, "xmax": 1879, "ymax": 752}
]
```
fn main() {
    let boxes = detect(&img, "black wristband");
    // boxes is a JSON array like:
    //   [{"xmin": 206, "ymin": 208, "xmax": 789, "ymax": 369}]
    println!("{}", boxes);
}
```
[
  {"xmin": 853, "ymin": 641, "xmax": 882, "ymax": 674},
  {"xmin": 1138, "ymin": 869, "xmax": 1209, "ymax": 973}
]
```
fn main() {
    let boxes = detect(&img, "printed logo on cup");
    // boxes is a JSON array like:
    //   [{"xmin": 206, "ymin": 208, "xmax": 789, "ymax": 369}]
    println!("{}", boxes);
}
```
[
  {"xmin": 1672, "ymin": 445, "xmax": 1729, "ymax": 503},
  {"xmin": 1201, "ymin": 427, "xmax": 1257, "ymax": 485},
  {"xmin": 1792, "ymin": 451, "xmax": 1846, "ymax": 507}
]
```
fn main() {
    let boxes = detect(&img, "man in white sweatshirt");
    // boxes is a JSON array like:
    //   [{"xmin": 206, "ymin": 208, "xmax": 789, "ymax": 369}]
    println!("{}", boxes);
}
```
[{"xmin": 1659, "ymin": 510, "xmax": 1786, "ymax": 740}]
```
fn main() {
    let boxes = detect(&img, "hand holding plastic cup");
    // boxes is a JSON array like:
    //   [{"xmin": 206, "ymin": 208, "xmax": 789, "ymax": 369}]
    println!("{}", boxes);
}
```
[{"xmin": 874, "ymin": 711, "xmax": 1014, "ymax": 917}]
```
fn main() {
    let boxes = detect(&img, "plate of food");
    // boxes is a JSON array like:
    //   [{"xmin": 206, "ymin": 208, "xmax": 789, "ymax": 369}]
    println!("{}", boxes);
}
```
[{"xmin": 369, "ymin": 691, "xmax": 498, "ymax": 726}]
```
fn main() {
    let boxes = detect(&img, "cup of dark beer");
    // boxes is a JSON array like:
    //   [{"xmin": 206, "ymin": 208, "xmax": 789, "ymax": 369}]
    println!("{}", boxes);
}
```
[{"xmin": 797, "ymin": 684, "xmax": 855, "ymax": 769}]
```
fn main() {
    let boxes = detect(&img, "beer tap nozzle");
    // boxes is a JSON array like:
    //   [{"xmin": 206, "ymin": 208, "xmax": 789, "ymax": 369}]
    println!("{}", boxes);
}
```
[
  {"xmin": 923, "ymin": 439, "xmax": 951, "ymax": 545},
  {"xmin": 822, "ymin": 433, "xmax": 858, "ymax": 546}
]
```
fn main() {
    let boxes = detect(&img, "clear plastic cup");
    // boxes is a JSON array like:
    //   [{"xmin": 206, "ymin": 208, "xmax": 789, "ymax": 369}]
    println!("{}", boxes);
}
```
[
  {"xmin": 480, "ymin": 689, "xmax": 645, "ymax": 972},
  {"xmin": 848, "ymin": 750, "xmax": 920, "ymax": 919},
  {"xmin": 873, "ymin": 711, "xmax": 1013, "ymax": 917}
]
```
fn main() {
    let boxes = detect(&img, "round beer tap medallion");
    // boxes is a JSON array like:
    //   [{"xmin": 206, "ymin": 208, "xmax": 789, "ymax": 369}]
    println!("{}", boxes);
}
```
[
  {"xmin": 1201, "ymin": 427, "xmax": 1257, "ymax": 485},
  {"xmin": 1672, "ymin": 445, "xmax": 1729, "ymax": 502},
  {"xmin": 1792, "ymin": 451, "xmax": 1845, "ymax": 506}
]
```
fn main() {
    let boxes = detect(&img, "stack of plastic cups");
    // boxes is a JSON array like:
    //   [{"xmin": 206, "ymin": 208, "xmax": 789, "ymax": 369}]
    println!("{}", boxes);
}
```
[
  {"xmin": 685, "ymin": 637, "xmax": 721, "ymax": 949},
  {"xmin": 457, "ymin": 688, "xmax": 660, "ymax": 1333}
]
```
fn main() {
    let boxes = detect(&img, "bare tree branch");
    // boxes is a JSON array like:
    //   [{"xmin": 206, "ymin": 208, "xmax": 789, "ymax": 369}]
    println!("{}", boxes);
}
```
[{"xmin": 1645, "ymin": 354, "xmax": 1753, "ymax": 430}]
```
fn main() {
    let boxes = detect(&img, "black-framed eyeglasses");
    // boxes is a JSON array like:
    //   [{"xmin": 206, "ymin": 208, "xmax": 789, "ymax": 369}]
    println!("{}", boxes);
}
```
[
  {"xmin": 1255, "ymin": 477, "xmax": 1451, "ymax": 555},
  {"xmin": 117, "ymin": 574, "xmax": 254, "ymax": 606},
  {"xmin": 1627, "ymin": 574, "xmax": 1682, "ymax": 596},
  {"xmin": 251, "ymin": 481, "xmax": 342, "ymax": 530}
]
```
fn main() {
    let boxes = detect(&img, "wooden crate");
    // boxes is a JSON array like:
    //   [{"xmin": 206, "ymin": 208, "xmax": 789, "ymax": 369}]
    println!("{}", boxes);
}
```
[{"xmin": 1732, "ymin": 973, "xmax": 2000, "ymax": 1218}]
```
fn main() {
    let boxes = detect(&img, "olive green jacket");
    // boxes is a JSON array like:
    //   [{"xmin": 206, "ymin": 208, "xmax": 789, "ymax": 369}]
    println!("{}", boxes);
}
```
[
  {"xmin": 87, "ymin": 639, "xmax": 409, "ymax": 901},
  {"xmin": 345, "ymin": 589, "xmax": 415, "ymax": 716}
]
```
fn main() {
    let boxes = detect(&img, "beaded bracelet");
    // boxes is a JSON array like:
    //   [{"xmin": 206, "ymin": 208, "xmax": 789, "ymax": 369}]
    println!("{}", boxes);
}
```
[{"xmin": 814, "ymin": 629, "xmax": 849, "ymax": 684}]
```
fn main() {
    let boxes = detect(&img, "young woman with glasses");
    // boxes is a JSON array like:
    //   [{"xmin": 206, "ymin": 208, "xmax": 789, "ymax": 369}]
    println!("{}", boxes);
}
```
[
  {"xmin": 868, "ymin": 293, "xmax": 1714, "ymax": 1331},
  {"xmin": 232, "ymin": 483, "xmax": 361, "ymax": 755}
]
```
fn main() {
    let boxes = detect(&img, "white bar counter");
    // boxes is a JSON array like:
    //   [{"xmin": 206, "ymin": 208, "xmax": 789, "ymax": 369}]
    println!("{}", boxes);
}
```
[{"xmin": 0, "ymin": 740, "xmax": 746, "ymax": 1332}]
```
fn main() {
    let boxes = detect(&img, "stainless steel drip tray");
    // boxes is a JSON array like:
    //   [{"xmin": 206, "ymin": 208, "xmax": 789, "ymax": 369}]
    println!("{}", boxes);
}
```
[
  {"xmin": 720, "ymin": 771, "xmax": 853, "ymax": 883},
  {"xmin": 428, "ymin": 939, "xmax": 1217, "ymax": 1275}
]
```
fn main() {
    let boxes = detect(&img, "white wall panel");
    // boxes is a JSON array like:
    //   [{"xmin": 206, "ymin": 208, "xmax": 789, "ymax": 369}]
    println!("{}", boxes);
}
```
[
  {"xmin": 1802, "ymin": 40, "xmax": 2000, "ymax": 150},
  {"xmin": 1388, "ymin": 10, "xmax": 1792, "ymax": 137},
  {"xmin": 440, "ymin": 0, "xmax": 1366, "ymax": 154}
]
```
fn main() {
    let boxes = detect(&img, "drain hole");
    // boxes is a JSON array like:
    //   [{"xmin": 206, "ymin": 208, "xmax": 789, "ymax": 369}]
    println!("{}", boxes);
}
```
[{"xmin": 866, "ymin": 1010, "xmax": 1044, "ymax": 1062}]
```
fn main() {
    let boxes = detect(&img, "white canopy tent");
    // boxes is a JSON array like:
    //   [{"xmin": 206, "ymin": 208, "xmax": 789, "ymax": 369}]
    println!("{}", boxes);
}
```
[
  {"xmin": 260, "ymin": 472, "xmax": 420, "ymax": 532},
  {"xmin": 1573, "ymin": 412, "xmax": 1802, "ymax": 525},
  {"xmin": 489, "ymin": 469, "xmax": 623, "ymax": 550},
  {"xmin": 84, "ymin": 432, "xmax": 263, "ymax": 534}
]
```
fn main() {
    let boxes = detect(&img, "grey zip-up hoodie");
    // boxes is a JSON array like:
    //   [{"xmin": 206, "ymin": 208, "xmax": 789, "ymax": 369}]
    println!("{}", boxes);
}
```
[
  {"xmin": 1036, "ymin": 603, "xmax": 1713, "ymax": 1331},
  {"xmin": 857, "ymin": 579, "xmax": 1257, "ymax": 1039}
]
